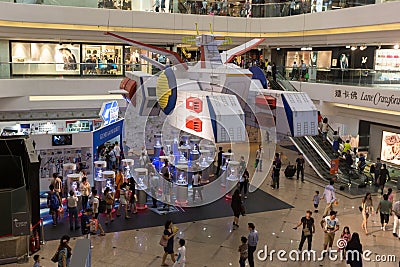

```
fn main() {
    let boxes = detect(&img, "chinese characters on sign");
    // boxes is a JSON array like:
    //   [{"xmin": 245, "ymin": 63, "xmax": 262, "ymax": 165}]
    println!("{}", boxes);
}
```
[{"xmin": 334, "ymin": 90, "xmax": 357, "ymax": 99}]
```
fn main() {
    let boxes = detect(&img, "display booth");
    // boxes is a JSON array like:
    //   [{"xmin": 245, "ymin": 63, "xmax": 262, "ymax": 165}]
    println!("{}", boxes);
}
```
[{"xmin": 32, "ymin": 119, "xmax": 124, "ymax": 192}]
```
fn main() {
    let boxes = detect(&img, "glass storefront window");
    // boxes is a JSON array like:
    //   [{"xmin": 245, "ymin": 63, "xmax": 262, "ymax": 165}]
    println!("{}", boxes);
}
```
[
  {"xmin": 11, "ymin": 42, "xmax": 80, "ymax": 75},
  {"xmin": 98, "ymin": 0, "xmax": 132, "ymax": 10},
  {"xmin": 82, "ymin": 44, "xmax": 123, "ymax": 75}
]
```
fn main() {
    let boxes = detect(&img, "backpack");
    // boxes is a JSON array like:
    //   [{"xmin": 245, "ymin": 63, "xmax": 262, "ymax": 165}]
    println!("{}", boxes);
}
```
[
  {"xmin": 49, "ymin": 192, "xmax": 60, "ymax": 210},
  {"xmin": 98, "ymin": 199, "xmax": 107, "ymax": 213}
]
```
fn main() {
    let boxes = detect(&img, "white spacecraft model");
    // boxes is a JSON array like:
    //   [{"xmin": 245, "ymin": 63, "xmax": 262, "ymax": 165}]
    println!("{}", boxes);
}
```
[{"xmin": 106, "ymin": 31, "xmax": 318, "ymax": 143}]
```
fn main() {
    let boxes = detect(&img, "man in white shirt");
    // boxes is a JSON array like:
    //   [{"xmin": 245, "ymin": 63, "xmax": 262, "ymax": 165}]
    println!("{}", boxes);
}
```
[
  {"xmin": 114, "ymin": 141, "xmax": 121, "ymax": 167},
  {"xmin": 321, "ymin": 180, "xmax": 336, "ymax": 217},
  {"xmin": 393, "ymin": 200, "xmax": 400, "ymax": 238},
  {"xmin": 320, "ymin": 211, "xmax": 340, "ymax": 251}
]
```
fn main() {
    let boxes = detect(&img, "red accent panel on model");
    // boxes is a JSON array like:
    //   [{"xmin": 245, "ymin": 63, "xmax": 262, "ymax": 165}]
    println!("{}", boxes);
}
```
[
  {"xmin": 186, "ymin": 97, "xmax": 203, "ymax": 113},
  {"xmin": 125, "ymin": 79, "xmax": 137, "ymax": 106},
  {"xmin": 255, "ymin": 95, "xmax": 276, "ymax": 110},
  {"xmin": 120, "ymin": 77, "xmax": 130, "ymax": 89},
  {"xmin": 186, "ymin": 116, "xmax": 203, "ymax": 132}
]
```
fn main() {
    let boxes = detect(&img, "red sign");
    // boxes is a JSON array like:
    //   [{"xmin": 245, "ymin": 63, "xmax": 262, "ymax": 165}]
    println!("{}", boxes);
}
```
[{"xmin": 330, "ymin": 159, "xmax": 339, "ymax": 175}]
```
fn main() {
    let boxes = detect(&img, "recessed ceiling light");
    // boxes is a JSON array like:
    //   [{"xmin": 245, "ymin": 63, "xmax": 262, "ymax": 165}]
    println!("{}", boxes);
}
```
[{"xmin": 394, "ymin": 44, "xmax": 399, "ymax": 49}]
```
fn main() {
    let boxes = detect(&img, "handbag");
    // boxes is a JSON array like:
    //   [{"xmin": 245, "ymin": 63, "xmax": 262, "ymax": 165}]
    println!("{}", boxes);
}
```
[
  {"xmin": 51, "ymin": 250, "xmax": 59, "ymax": 263},
  {"xmin": 302, "ymin": 228, "xmax": 311, "ymax": 237},
  {"xmin": 159, "ymin": 236, "xmax": 168, "ymax": 247}
]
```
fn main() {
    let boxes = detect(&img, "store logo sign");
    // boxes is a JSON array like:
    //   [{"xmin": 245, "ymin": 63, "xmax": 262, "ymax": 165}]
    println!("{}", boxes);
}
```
[{"xmin": 99, "ymin": 101, "xmax": 119, "ymax": 126}]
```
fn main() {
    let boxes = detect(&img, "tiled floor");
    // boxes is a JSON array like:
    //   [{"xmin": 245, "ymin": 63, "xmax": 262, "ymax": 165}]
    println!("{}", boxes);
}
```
[{"xmin": 8, "ymin": 145, "xmax": 400, "ymax": 267}]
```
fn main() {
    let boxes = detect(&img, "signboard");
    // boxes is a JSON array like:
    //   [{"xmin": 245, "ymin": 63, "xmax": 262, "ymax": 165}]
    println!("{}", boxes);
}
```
[
  {"xmin": 330, "ymin": 159, "xmax": 339, "ymax": 175},
  {"xmin": 12, "ymin": 212, "xmax": 30, "ymax": 236},
  {"xmin": 381, "ymin": 131, "xmax": 400, "ymax": 165},
  {"xmin": 99, "ymin": 101, "xmax": 119, "ymax": 126},
  {"xmin": 92, "ymin": 119, "xmax": 124, "ymax": 161}
]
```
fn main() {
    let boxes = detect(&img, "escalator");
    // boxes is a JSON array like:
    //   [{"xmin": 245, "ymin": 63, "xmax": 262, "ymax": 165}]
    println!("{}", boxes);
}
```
[{"xmin": 271, "ymin": 72, "xmax": 365, "ymax": 185}]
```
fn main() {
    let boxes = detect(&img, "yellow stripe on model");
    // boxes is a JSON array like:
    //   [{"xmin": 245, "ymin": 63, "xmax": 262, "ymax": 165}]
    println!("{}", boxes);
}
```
[{"xmin": 156, "ymin": 72, "xmax": 172, "ymax": 109}]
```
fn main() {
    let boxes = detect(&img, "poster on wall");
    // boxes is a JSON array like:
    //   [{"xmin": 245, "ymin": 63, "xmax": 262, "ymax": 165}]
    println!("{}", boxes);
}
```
[
  {"xmin": 55, "ymin": 45, "xmax": 79, "ymax": 72},
  {"xmin": 381, "ymin": 131, "xmax": 400, "ymax": 165}
]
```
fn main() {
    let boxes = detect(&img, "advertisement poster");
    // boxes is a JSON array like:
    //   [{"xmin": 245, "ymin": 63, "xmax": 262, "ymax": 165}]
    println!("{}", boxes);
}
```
[
  {"xmin": 55, "ymin": 45, "xmax": 80, "ymax": 72},
  {"xmin": 381, "ymin": 131, "xmax": 400, "ymax": 165},
  {"xmin": 330, "ymin": 159, "xmax": 339, "ymax": 174}
]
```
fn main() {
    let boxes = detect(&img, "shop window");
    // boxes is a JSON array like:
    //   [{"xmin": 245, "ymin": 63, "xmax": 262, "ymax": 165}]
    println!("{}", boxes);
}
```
[
  {"xmin": 82, "ymin": 44, "xmax": 123, "ymax": 75},
  {"xmin": 11, "ymin": 42, "xmax": 80, "ymax": 75}
]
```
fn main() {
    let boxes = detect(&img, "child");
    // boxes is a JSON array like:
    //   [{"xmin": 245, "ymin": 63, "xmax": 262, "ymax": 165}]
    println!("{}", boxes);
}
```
[
  {"xmin": 238, "ymin": 236, "xmax": 248, "ymax": 267},
  {"xmin": 313, "ymin": 191, "xmax": 320, "ymax": 213},
  {"xmin": 33, "ymin": 254, "xmax": 41, "ymax": 267},
  {"xmin": 173, "ymin": 239, "xmax": 186, "ymax": 267},
  {"xmin": 340, "ymin": 226, "xmax": 351, "ymax": 255}
]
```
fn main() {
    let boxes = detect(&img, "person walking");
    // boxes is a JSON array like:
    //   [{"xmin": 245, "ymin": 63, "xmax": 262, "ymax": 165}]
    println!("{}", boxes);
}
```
[
  {"xmin": 345, "ymin": 232, "xmax": 363, "ymax": 267},
  {"xmin": 231, "ymin": 189, "xmax": 242, "ymax": 229},
  {"xmin": 173, "ymin": 239, "xmax": 186, "ymax": 267},
  {"xmin": 115, "ymin": 168, "xmax": 124, "ymax": 191},
  {"xmin": 376, "ymin": 194, "xmax": 393, "ymax": 231},
  {"xmin": 80, "ymin": 176, "xmax": 91, "ymax": 212},
  {"xmin": 378, "ymin": 164, "xmax": 390, "ymax": 195},
  {"xmin": 321, "ymin": 211, "xmax": 340, "ymax": 252},
  {"xmin": 116, "ymin": 183, "xmax": 131, "ymax": 219},
  {"xmin": 313, "ymin": 191, "xmax": 320, "ymax": 213},
  {"xmin": 114, "ymin": 141, "xmax": 121, "ymax": 167},
  {"xmin": 321, "ymin": 180, "xmax": 337, "ymax": 217},
  {"xmin": 296, "ymin": 153, "xmax": 305, "ymax": 182},
  {"xmin": 55, "ymin": 235, "xmax": 72, "ymax": 267},
  {"xmin": 216, "ymin": 147, "xmax": 224, "ymax": 176},
  {"xmin": 161, "ymin": 161, "xmax": 172, "ymax": 211},
  {"xmin": 271, "ymin": 153, "xmax": 281, "ymax": 189},
  {"xmin": 192, "ymin": 171, "xmax": 203, "ymax": 202},
  {"xmin": 161, "ymin": 220, "xmax": 178, "ymax": 266},
  {"xmin": 393, "ymin": 200, "xmax": 400, "ymax": 238},
  {"xmin": 293, "ymin": 210, "xmax": 315, "ymax": 251},
  {"xmin": 67, "ymin": 190, "xmax": 80, "ymax": 231},
  {"xmin": 239, "ymin": 169, "xmax": 249, "ymax": 198},
  {"xmin": 360, "ymin": 192, "xmax": 373, "ymax": 235},
  {"xmin": 255, "ymin": 145, "xmax": 263, "ymax": 172},
  {"xmin": 291, "ymin": 61, "xmax": 298, "ymax": 80},
  {"xmin": 238, "ymin": 236, "xmax": 248, "ymax": 267},
  {"xmin": 47, "ymin": 184, "xmax": 62, "ymax": 226},
  {"xmin": 104, "ymin": 187, "xmax": 114, "ymax": 225},
  {"xmin": 247, "ymin": 223, "xmax": 259, "ymax": 267},
  {"xmin": 374, "ymin": 157, "xmax": 382, "ymax": 185}
]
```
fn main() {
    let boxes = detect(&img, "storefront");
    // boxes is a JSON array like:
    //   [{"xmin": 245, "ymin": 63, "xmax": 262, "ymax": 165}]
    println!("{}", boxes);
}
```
[
  {"xmin": 374, "ymin": 49, "xmax": 400, "ymax": 82},
  {"xmin": 10, "ymin": 41, "xmax": 125, "ymax": 76},
  {"xmin": 11, "ymin": 42, "xmax": 81, "ymax": 75}
]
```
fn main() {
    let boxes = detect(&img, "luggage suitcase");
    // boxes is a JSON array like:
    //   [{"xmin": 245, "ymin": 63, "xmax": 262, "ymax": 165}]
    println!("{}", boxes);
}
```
[{"xmin": 284, "ymin": 164, "xmax": 296, "ymax": 178}]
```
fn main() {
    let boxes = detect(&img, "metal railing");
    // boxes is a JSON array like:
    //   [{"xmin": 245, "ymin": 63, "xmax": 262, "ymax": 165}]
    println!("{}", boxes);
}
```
[{"xmin": 1, "ymin": 0, "xmax": 383, "ymax": 18}]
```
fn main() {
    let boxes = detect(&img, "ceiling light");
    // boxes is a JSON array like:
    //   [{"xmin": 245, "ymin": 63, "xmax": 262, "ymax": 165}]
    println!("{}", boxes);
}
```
[
  {"xmin": 345, "ymin": 45, "xmax": 351, "ymax": 49},
  {"xmin": 350, "ymin": 46, "xmax": 357, "ymax": 51},
  {"xmin": 394, "ymin": 44, "xmax": 399, "ymax": 49},
  {"xmin": 359, "ymin": 45, "xmax": 367, "ymax": 51},
  {"xmin": 276, "ymin": 48, "xmax": 281, "ymax": 51}
]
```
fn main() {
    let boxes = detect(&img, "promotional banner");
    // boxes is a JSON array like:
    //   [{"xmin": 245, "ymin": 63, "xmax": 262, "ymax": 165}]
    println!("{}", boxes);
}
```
[
  {"xmin": 330, "ymin": 159, "xmax": 339, "ymax": 175},
  {"xmin": 381, "ymin": 131, "xmax": 400, "ymax": 165}
]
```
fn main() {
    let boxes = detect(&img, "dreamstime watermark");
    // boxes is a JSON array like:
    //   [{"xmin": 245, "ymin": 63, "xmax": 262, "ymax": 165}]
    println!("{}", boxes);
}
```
[{"xmin": 256, "ymin": 240, "xmax": 397, "ymax": 263}]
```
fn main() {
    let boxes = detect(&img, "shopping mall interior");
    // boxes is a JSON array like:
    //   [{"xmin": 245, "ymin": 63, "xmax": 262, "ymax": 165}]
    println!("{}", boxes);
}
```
[{"xmin": 0, "ymin": 0, "xmax": 400, "ymax": 266}]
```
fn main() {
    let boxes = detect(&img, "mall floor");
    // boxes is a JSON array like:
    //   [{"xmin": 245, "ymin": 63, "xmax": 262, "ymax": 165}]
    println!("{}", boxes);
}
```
[{"xmin": 11, "ymin": 145, "xmax": 400, "ymax": 267}]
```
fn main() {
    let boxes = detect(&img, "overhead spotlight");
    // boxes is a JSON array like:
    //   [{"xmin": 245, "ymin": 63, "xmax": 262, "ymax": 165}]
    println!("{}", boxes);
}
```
[
  {"xmin": 276, "ymin": 47, "xmax": 281, "ymax": 51},
  {"xmin": 394, "ymin": 44, "xmax": 400, "ymax": 49},
  {"xmin": 359, "ymin": 45, "xmax": 367, "ymax": 51},
  {"xmin": 350, "ymin": 46, "xmax": 357, "ymax": 51},
  {"xmin": 345, "ymin": 45, "xmax": 351, "ymax": 48}
]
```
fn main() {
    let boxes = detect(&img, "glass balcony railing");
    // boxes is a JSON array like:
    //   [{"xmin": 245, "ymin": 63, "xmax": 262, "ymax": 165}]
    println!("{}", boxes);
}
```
[
  {"xmin": 283, "ymin": 66, "xmax": 400, "ymax": 89},
  {"xmin": 0, "ymin": 0, "xmax": 383, "ymax": 18}
]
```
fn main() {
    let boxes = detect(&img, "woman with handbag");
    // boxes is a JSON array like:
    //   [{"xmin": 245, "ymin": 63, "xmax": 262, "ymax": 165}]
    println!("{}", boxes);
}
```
[
  {"xmin": 231, "ymin": 189, "xmax": 242, "ymax": 229},
  {"xmin": 161, "ymin": 220, "xmax": 178, "ymax": 266},
  {"xmin": 293, "ymin": 210, "xmax": 315, "ymax": 251},
  {"xmin": 51, "ymin": 235, "xmax": 72, "ymax": 267}
]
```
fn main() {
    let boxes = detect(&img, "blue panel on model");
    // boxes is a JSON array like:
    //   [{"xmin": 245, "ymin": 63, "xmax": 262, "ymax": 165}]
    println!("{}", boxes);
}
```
[
  {"xmin": 281, "ymin": 95, "xmax": 294, "ymax": 136},
  {"xmin": 249, "ymin": 66, "xmax": 267, "ymax": 89},
  {"xmin": 206, "ymin": 96, "xmax": 218, "ymax": 142}
]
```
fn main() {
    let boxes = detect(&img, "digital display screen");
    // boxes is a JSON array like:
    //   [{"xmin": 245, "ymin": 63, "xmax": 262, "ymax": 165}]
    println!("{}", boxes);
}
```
[
  {"xmin": 381, "ymin": 131, "xmax": 400, "ymax": 165},
  {"xmin": 52, "ymin": 134, "xmax": 72, "ymax": 146}
]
